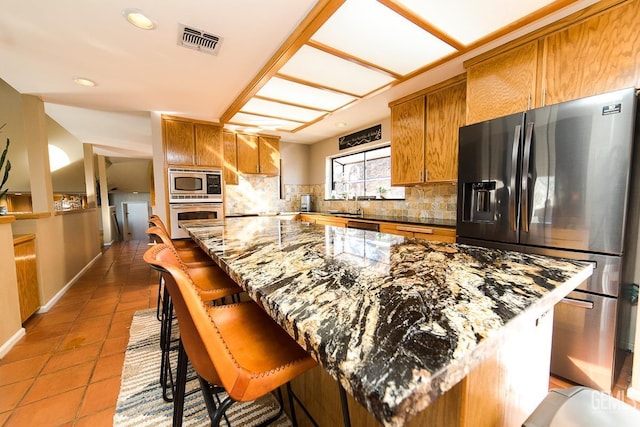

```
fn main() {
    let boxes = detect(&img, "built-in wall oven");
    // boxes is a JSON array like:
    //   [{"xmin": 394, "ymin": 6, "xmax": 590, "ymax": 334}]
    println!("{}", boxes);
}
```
[
  {"xmin": 168, "ymin": 167, "xmax": 223, "ymax": 239},
  {"xmin": 169, "ymin": 203, "xmax": 223, "ymax": 239}
]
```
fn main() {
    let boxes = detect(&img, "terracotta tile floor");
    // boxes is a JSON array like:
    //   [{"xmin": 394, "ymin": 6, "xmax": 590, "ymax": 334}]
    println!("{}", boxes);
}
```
[{"xmin": 0, "ymin": 240, "xmax": 157, "ymax": 427}]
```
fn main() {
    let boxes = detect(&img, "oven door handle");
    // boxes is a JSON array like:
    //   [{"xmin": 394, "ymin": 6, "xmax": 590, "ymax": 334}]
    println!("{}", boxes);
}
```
[{"xmin": 559, "ymin": 297, "xmax": 594, "ymax": 309}]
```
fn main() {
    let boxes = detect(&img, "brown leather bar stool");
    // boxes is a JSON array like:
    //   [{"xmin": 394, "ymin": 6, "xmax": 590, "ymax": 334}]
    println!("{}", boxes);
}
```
[
  {"xmin": 147, "ymin": 215, "xmax": 212, "ymax": 322},
  {"xmin": 144, "ymin": 240, "xmax": 243, "ymax": 402},
  {"xmin": 145, "ymin": 244, "xmax": 317, "ymax": 427}
]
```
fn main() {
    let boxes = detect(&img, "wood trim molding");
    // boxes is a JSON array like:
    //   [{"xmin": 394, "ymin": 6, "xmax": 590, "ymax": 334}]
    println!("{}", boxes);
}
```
[
  {"xmin": 220, "ymin": 0, "xmax": 346, "ymax": 123},
  {"xmin": 389, "ymin": 73, "xmax": 466, "ymax": 107}
]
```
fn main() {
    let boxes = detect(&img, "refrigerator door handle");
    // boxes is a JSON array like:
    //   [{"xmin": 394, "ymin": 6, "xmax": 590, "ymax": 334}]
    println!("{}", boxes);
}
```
[
  {"xmin": 509, "ymin": 125, "xmax": 521, "ymax": 232},
  {"xmin": 521, "ymin": 122, "xmax": 534, "ymax": 232},
  {"xmin": 559, "ymin": 297, "xmax": 594, "ymax": 310}
]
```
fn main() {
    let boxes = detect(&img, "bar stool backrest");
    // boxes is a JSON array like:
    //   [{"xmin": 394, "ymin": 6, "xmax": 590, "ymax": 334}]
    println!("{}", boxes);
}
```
[{"xmin": 143, "ymin": 244, "xmax": 222, "ymax": 387}]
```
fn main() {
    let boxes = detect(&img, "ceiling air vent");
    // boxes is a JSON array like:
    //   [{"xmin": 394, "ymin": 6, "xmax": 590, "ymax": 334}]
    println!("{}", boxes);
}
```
[{"xmin": 178, "ymin": 24, "xmax": 223, "ymax": 55}]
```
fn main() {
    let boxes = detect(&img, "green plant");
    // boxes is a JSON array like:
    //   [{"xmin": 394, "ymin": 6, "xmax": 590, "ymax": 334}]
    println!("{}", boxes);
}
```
[
  {"xmin": 376, "ymin": 186, "xmax": 388, "ymax": 196},
  {"xmin": 0, "ymin": 124, "xmax": 11, "ymax": 199}
]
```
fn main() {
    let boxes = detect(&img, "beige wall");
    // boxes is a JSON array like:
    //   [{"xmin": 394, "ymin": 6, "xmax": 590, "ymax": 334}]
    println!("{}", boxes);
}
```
[
  {"xmin": 11, "ymin": 211, "xmax": 101, "ymax": 307},
  {"xmin": 0, "ymin": 79, "xmax": 29, "ymax": 193},
  {"xmin": 0, "ymin": 217, "xmax": 23, "ymax": 358}
]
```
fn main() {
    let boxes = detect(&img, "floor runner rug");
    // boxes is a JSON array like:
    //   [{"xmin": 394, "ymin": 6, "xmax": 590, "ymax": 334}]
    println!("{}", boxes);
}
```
[{"xmin": 114, "ymin": 308, "xmax": 291, "ymax": 426}]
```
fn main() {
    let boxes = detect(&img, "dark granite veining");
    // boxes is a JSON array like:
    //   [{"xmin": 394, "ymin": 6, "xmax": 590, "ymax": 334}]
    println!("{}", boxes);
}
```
[{"xmin": 180, "ymin": 217, "xmax": 592, "ymax": 426}]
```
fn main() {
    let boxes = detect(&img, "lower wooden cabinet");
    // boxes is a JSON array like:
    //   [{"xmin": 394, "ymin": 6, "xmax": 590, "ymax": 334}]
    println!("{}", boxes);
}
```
[
  {"xmin": 13, "ymin": 234, "xmax": 40, "ymax": 322},
  {"xmin": 379, "ymin": 223, "xmax": 456, "ymax": 243},
  {"xmin": 299, "ymin": 215, "xmax": 456, "ymax": 242}
]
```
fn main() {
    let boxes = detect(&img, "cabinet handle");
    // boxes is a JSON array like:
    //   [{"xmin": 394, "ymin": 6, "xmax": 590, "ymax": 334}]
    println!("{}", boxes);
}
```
[
  {"xmin": 425, "ymin": 169, "xmax": 428, "ymax": 181},
  {"xmin": 542, "ymin": 88, "xmax": 547, "ymax": 107},
  {"xmin": 419, "ymin": 169, "xmax": 423, "ymax": 181},
  {"xmin": 527, "ymin": 93, "xmax": 531, "ymax": 110},
  {"xmin": 256, "ymin": 164, "xmax": 259, "ymax": 173}
]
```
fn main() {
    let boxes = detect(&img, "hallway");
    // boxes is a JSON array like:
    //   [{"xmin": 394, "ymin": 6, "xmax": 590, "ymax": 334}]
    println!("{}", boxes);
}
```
[{"xmin": 0, "ymin": 241, "xmax": 157, "ymax": 426}]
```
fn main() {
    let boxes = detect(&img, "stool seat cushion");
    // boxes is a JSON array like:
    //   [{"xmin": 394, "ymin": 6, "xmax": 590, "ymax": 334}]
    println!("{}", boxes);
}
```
[
  {"xmin": 523, "ymin": 386, "xmax": 640, "ymax": 427},
  {"xmin": 204, "ymin": 301, "xmax": 317, "ymax": 402},
  {"xmin": 188, "ymin": 265, "xmax": 242, "ymax": 302}
]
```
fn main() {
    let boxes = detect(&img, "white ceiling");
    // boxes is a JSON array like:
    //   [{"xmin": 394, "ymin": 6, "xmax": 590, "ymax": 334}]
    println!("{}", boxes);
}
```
[{"xmin": 0, "ymin": 0, "xmax": 599, "ymax": 158}]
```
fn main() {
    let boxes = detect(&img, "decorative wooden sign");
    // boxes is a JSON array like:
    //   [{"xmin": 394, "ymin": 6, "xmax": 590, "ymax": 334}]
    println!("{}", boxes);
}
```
[{"xmin": 338, "ymin": 124, "xmax": 381, "ymax": 150}]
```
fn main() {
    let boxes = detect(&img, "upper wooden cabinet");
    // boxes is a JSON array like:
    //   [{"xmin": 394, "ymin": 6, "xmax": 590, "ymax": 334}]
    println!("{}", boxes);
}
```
[
  {"xmin": 236, "ymin": 133, "xmax": 280, "ymax": 176},
  {"xmin": 466, "ymin": 41, "xmax": 539, "ymax": 124},
  {"xmin": 391, "ymin": 96, "xmax": 425, "ymax": 186},
  {"xmin": 195, "ymin": 124, "xmax": 223, "ymax": 167},
  {"xmin": 223, "ymin": 131, "xmax": 239, "ymax": 185},
  {"xmin": 425, "ymin": 82, "xmax": 466, "ymax": 182},
  {"xmin": 466, "ymin": 0, "xmax": 640, "ymax": 123},
  {"xmin": 163, "ymin": 117, "xmax": 223, "ymax": 168},
  {"xmin": 542, "ymin": 0, "xmax": 640, "ymax": 106},
  {"xmin": 259, "ymin": 136, "xmax": 280, "ymax": 176},
  {"xmin": 390, "ymin": 77, "xmax": 466, "ymax": 186}
]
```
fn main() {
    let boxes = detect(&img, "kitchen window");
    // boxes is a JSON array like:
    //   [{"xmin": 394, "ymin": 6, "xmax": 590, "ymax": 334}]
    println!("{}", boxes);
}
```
[{"xmin": 330, "ymin": 146, "xmax": 404, "ymax": 200}]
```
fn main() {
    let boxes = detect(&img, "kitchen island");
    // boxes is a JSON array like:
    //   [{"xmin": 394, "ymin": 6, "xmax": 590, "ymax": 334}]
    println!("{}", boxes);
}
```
[{"xmin": 180, "ymin": 216, "xmax": 592, "ymax": 426}]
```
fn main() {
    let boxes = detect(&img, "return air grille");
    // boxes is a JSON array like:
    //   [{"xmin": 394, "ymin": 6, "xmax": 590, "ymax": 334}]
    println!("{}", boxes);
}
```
[{"xmin": 178, "ymin": 24, "xmax": 223, "ymax": 55}]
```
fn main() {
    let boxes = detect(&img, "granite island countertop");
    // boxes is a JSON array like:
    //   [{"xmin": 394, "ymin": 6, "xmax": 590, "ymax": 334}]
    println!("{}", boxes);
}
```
[{"xmin": 180, "ymin": 216, "xmax": 592, "ymax": 426}]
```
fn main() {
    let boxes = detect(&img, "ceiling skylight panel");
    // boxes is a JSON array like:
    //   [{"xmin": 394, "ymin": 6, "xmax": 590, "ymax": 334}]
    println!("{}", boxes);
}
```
[
  {"xmin": 257, "ymin": 77, "xmax": 357, "ymax": 111},
  {"xmin": 229, "ymin": 112, "xmax": 304, "ymax": 131},
  {"xmin": 394, "ymin": 0, "xmax": 557, "ymax": 46},
  {"xmin": 279, "ymin": 45, "xmax": 395, "ymax": 97},
  {"xmin": 241, "ymin": 98, "xmax": 326, "ymax": 123},
  {"xmin": 312, "ymin": 0, "xmax": 456, "ymax": 75}
]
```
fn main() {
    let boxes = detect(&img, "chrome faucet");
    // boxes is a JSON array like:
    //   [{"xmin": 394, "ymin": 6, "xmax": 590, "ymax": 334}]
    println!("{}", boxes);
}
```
[{"xmin": 353, "ymin": 194, "xmax": 362, "ymax": 217}]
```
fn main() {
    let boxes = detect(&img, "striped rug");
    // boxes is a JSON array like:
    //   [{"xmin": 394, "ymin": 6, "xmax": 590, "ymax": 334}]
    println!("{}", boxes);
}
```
[{"xmin": 114, "ymin": 308, "xmax": 291, "ymax": 426}]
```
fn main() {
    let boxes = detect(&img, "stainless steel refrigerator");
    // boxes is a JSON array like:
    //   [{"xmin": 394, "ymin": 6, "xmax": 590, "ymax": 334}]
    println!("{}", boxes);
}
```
[{"xmin": 456, "ymin": 87, "xmax": 638, "ymax": 392}]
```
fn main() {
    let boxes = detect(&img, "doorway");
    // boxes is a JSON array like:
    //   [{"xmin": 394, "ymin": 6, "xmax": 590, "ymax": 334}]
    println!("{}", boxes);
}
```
[{"xmin": 122, "ymin": 202, "xmax": 150, "ymax": 241}]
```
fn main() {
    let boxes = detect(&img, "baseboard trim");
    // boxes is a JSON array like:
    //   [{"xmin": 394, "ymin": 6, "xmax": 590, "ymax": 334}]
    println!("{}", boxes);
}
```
[
  {"xmin": 38, "ymin": 252, "xmax": 103, "ymax": 313},
  {"xmin": 0, "ymin": 328, "xmax": 26, "ymax": 359}
]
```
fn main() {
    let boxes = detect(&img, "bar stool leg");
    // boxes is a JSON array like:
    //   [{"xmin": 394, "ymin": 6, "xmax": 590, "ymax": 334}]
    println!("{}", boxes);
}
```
[
  {"xmin": 173, "ymin": 340, "xmax": 188, "ymax": 427},
  {"xmin": 339, "ymin": 384, "xmax": 351, "ymax": 427}
]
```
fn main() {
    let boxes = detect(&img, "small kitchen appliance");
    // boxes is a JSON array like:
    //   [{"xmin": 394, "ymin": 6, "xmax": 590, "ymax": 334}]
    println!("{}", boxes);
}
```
[{"xmin": 300, "ymin": 194, "xmax": 312, "ymax": 212}]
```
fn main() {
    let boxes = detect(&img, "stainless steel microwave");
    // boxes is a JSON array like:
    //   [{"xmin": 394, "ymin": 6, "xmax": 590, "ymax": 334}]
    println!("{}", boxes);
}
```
[{"xmin": 168, "ymin": 167, "xmax": 223, "ymax": 203}]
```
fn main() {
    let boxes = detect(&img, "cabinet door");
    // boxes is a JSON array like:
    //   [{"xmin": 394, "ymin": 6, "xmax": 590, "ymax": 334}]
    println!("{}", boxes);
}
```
[
  {"xmin": 466, "ymin": 41, "xmax": 539, "ymax": 124},
  {"xmin": 14, "ymin": 238, "xmax": 40, "ymax": 322},
  {"xmin": 425, "ymin": 82, "xmax": 466, "ymax": 182},
  {"xmin": 223, "ymin": 131, "xmax": 239, "ymax": 185},
  {"xmin": 236, "ymin": 133, "xmax": 259, "ymax": 174},
  {"xmin": 391, "ymin": 96, "xmax": 426, "ymax": 186},
  {"xmin": 164, "ymin": 119, "xmax": 195, "ymax": 165},
  {"xmin": 259, "ymin": 136, "xmax": 280, "ymax": 176},
  {"xmin": 195, "ymin": 124, "xmax": 223, "ymax": 167},
  {"xmin": 543, "ymin": 0, "xmax": 640, "ymax": 105}
]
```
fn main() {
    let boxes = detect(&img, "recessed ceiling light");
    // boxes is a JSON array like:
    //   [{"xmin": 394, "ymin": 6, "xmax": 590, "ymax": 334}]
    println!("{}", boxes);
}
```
[
  {"xmin": 122, "ymin": 8, "xmax": 155, "ymax": 30},
  {"xmin": 73, "ymin": 77, "xmax": 96, "ymax": 87}
]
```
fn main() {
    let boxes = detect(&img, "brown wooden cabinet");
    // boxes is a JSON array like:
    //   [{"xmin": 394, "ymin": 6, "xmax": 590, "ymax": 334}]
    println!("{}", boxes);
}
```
[
  {"xmin": 162, "ymin": 117, "xmax": 223, "ymax": 168},
  {"xmin": 14, "ymin": 234, "xmax": 40, "ymax": 322},
  {"xmin": 194, "ymin": 124, "xmax": 223, "ymax": 167},
  {"xmin": 466, "ymin": 41, "xmax": 540, "ymax": 124},
  {"xmin": 390, "ymin": 96, "xmax": 425, "ymax": 186},
  {"xmin": 222, "ymin": 131, "xmax": 239, "ymax": 185},
  {"xmin": 390, "ymin": 77, "xmax": 466, "ymax": 185},
  {"xmin": 236, "ymin": 133, "xmax": 280, "ymax": 176},
  {"xmin": 425, "ymin": 82, "xmax": 466, "ymax": 182},
  {"xmin": 259, "ymin": 136, "xmax": 280, "ymax": 176},
  {"xmin": 378, "ymin": 222, "xmax": 456, "ymax": 243},
  {"xmin": 542, "ymin": 0, "xmax": 640, "ymax": 106},
  {"xmin": 466, "ymin": 0, "xmax": 640, "ymax": 123}
]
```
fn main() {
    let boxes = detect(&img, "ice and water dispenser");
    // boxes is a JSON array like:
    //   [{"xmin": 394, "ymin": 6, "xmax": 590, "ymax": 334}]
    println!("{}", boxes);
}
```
[{"xmin": 461, "ymin": 181, "xmax": 496, "ymax": 223}]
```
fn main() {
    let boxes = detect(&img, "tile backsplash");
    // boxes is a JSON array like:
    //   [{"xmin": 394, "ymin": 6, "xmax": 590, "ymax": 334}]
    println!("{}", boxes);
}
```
[{"xmin": 225, "ymin": 175, "xmax": 457, "ymax": 220}]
